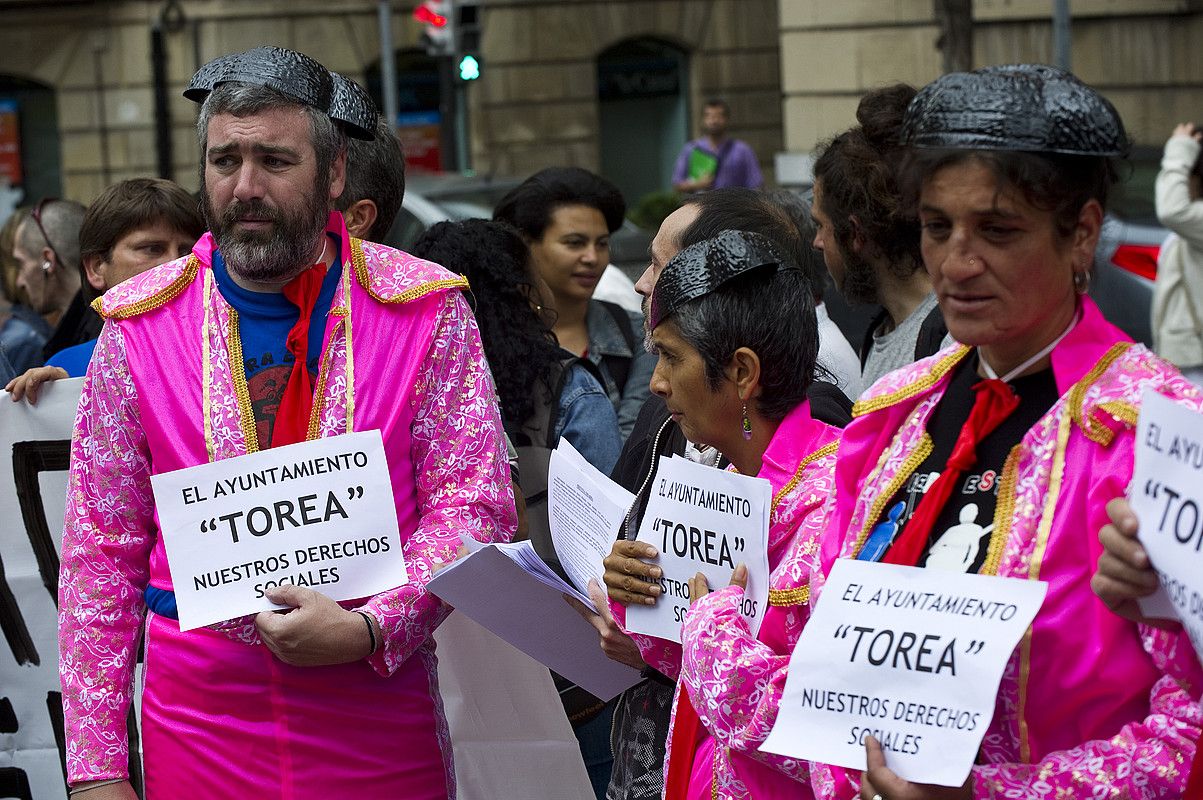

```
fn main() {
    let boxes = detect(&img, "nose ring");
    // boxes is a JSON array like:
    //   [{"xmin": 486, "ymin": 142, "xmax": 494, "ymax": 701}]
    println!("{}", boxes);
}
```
[{"xmin": 968, "ymin": 257, "xmax": 977, "ymax": 266}]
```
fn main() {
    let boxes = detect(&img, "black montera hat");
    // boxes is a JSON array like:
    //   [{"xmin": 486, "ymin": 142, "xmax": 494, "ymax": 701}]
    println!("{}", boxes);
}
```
[
  {"xmin": 649, "ymin": 230, "xmax": 791, "ymax": 329},
  {"xmin": 185, "ymin": 46, "xmax": 377, "ymax": 140},
  {"xmin": 900, "ymin": 64, "xmax": 1129, "ymax": 157}
]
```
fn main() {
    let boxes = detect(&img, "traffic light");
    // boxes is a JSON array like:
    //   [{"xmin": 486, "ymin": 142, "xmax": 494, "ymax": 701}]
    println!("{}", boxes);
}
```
[
  {"xmin": 455, "ymin": 1, "xmax": 482, "ymax": 81},
  {"xmin": 458, "ymin": 54, "xmax": 480, "ymax": 81},
  {"xmin": 415, "ymin": 0, "xmax": 454, "ymax": 57}
]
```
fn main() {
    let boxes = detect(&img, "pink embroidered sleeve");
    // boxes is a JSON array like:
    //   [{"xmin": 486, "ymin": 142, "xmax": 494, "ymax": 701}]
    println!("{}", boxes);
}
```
[
  {"xmin": 681, "ymin": 585, "xmax": 812, "ymax": 783},
  {"xmin": 359, "ymin": 293, "xmax": 517, "ymax": 674},
  {"xmin": 973, "ymin": 670, "xmax": 1202, "ymax": 798},
  {"xmin": 58, "ymin": 323, "xmax": 155, "ymax": 783}
]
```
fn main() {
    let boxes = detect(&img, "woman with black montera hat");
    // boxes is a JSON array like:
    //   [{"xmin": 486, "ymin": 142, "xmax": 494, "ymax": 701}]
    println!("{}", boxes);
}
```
[{"xmin": 809, "ymin": 65, "xmax": 1203, "ymax": 800}]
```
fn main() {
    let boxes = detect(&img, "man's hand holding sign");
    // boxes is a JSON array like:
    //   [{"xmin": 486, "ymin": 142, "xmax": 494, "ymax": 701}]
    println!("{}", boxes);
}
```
[{"xmin": 151, "ymin": 430, "xmax": 405, "ymax": 662}]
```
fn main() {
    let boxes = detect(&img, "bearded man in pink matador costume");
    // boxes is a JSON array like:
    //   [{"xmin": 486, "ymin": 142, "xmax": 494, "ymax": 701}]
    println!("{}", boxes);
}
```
[{"xmin": 57, "ymin": 47, "xmax": 516, "ymax": 800}]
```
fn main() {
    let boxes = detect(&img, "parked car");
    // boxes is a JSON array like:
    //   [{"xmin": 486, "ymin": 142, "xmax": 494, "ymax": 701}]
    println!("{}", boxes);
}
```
[
  {"xmin": 1090, "ymin": 147, "xmax": 1168, "ymax": 346},
  {"xmin": 384, "ymin": 173, "xmax": 654, "ymax": 279}
]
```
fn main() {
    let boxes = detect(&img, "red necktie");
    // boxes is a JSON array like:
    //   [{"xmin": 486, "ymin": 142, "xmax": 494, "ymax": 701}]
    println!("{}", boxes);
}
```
[
  {"xmin": 882, "ymin": 378, "xmax": 1019, "ymax": 567},
  {"xmin": 271, "ymin": 265, "xmax": 325, "ymax": 448}
]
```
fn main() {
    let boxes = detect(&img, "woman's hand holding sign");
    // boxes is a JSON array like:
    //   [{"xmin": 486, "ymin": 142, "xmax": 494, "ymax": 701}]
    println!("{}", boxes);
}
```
[
  {"xmin": 861, "ymin": 735, "xmax": 971, "ymax": 800},
  {"xmin": 255, "ymin": 585, "xmax": 380, "ymax": 666},
  {"xmin": 687, "ymin": 563, "xmax": 748, "ymax": 606},
  {"xmin": 604, "ymin": 540, "xmax": 663, "ymax": 606}
]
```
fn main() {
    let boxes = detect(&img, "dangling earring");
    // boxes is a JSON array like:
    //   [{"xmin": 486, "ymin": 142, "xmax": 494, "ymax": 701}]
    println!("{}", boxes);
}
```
[
  {"xmin": 1073, "ymin": 269, "xmax": 1091, "ymax": 295},
  {"xmin": 741, "ymin": 403, "xmax": 752, "ymax": 440}
]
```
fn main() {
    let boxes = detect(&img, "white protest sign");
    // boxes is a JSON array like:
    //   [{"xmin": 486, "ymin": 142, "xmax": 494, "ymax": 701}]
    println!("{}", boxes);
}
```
[
  {"xmin": 625, "ymin": 456, "xmax": 770, "ymax": 643},
  {"xmin": 1131, "ymin": 390, "xmax": 1203, "ymax": 648},
  {"xmin": 151, "ymin": 430, "xmax": 405, "ymax": 631},
  {"xmin": 761, "ymin": 559, "xmax": 1045, "ymax": 787}
]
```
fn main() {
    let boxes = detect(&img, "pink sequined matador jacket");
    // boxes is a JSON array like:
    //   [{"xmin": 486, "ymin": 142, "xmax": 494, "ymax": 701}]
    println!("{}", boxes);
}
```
[
  {"xmin": 620, "ymin": 400, "xmax": 839, "ymax": 800},
  {"xmin": 812, "ymin": 297, "xmax": 1203, "ymax": 799},
  {"xmin": 58, "ymin": 213, "xmax": 516, "ymax": 799}
]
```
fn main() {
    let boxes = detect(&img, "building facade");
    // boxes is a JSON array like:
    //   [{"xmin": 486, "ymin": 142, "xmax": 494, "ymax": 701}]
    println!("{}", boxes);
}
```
[
  {"xmin": 1, "ymin": 0, "xmax": 1200, "ymax": 213},
  {"xmin": 0, "ymin": 0, "xmax": 783, "ymax": 212},
  {"xmin": 780, "ymin": 0, "xmax": 1203, "ymax": 159}
]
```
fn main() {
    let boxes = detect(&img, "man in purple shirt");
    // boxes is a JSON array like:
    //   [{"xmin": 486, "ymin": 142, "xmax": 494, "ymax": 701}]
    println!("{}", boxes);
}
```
[{"xmin": 671, "ymin": 99, "xmax": 763, "ymax": 192}]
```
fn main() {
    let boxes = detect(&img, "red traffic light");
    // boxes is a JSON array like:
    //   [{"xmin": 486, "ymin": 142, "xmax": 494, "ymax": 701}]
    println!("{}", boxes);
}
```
[{"xmin": 414, "ymin": 4, "xmax": 448, "ymax": 27}]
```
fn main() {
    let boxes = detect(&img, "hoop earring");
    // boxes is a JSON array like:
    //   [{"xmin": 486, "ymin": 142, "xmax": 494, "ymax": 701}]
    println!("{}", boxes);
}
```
[
  {"xmin": 741, "ymin": 403, "xmax": 752, "ymax": 440},
  {"xmin": 1073, "ymin": 270, "xmax": 1091, "ymax": 295}
]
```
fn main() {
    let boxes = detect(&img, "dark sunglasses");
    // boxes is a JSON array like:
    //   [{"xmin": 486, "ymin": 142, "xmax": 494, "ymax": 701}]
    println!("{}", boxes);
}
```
[{"xmin": 30, "ymin": 197, "xmax": 63, "ymax": 270}]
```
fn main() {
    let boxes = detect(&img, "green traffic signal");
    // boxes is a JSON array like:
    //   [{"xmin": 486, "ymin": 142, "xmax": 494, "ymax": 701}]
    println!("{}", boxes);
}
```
[{"xmin": 459, "ymin": 54, "xmax": 480, "ymax": 81}]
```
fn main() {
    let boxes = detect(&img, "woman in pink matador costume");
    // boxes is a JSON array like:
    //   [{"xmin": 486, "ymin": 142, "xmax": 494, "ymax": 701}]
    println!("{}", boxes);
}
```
[
  {"xmin": 58, "ymin": 211, "xmax": 517, "ymax": 799},
  {"xmin": 604, "ymin": 230, "xmax": 840, "ymax": 800},
  {"xmin": 811, "ymin": 65, "xmax": 1203, "ymax": 800},
  {"xmin": 671, "ymin": 403, "xmax": 836, "ymax": 799}
]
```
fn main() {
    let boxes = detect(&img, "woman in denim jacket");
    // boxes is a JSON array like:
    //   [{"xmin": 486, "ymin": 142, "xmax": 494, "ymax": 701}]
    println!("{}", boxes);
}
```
[
  {"xmin": 411, "ymin": 218, "xmax": 620, "ymax": 474},
  {"xmin": 495, "ymin": 167, "xmax": 656, "ymax": 441}
]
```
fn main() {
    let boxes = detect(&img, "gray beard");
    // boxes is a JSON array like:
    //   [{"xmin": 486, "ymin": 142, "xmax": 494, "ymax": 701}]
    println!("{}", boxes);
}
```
[
  {"xmin": 203, "ymin": 179, "xmax": 330, "ymax": 284},
  {"xmin": 641, "ymin": 294, "xmax": 654, "ymax": 352},
  {"xmin": 218, "ymin": 229, "xmax": 323, "ymax": 284}
]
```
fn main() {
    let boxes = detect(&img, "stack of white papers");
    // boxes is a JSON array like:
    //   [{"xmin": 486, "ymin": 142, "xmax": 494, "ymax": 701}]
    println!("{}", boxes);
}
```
[
  {"xmin": 458, "ymin": 534, "xmax": 594, "ymax": 609},
  {"xmin": 428, "ymin": 441, "xmax": 641, "ymax": 699},
  {"xmin": 546, "ymin": 439, "xmax": 636, "ymax": 604}
]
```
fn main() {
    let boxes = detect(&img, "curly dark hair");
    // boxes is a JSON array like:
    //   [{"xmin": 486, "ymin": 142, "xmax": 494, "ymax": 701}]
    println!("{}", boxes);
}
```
[
  {"xmin": 410, "ymin": 219, "xmax": 563, "ymax": 431},
  {"xmin": 812, "ymin": 83, "xmax": 923, "ymax": 278}
]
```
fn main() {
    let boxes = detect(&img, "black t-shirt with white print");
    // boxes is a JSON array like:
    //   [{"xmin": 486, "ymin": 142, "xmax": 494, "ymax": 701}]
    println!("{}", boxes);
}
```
[{"xmin": 861, "ymin": 355, "xmax": 1058, "ymax": 574}]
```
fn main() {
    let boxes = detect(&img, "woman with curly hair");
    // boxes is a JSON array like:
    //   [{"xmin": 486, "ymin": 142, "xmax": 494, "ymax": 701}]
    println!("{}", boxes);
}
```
[{"xmin": 411, "ymin": 218, "xmax": 620, "ymax": 475}]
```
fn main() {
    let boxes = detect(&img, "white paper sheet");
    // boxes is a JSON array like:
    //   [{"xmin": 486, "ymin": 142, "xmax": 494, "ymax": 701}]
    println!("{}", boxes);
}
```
[
  {"xmin": 548, "ymin": 439, "xmax": 635, "ymax": 595},
  {"xmin": 434, "ymin": 612, "xmax": 595, "ymax": 800},
  {"xmin": 761, "ymin": 559, "xmax": 1045, "ymax": 787},
  {"xmin": 428, "ymin": 545, "xmax": 642, "ymax": 699},
  {"xmin": 625, "ymin": 455, "xmax": 771, "ymax": 643},
  {"xmin": 151, "ymin": 430, "xmax": 406, "ymax": 630},
  {"xmin": 1132, "ymin": 390, "xmax": 1203, "ymax": 655}
]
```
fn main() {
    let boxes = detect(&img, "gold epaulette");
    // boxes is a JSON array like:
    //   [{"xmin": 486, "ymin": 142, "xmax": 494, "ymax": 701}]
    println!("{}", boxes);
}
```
[
  {"xmin": 768, "ymin": 585, "xmax": 809, "ymax": 607},
  {"xmin": 93, "ymin": 255, "xmax": 200, "ymax": 320},
  {"xmin": 350, "ymin": 238, "xmax": 469, "ymax": 304},
  {"xmin": 851, "ymin": 346, "xmax": 971, "ymax": 417},
  {"xmin": 1067, "ymin": 342, "xmax": 1136, "ymax": 446}
]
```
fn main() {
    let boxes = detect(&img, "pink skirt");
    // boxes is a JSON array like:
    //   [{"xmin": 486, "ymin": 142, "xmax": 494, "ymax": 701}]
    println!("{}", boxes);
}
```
[{"xmin": 140, "ymin": 613, "xmax": 451, "ymax": 799}]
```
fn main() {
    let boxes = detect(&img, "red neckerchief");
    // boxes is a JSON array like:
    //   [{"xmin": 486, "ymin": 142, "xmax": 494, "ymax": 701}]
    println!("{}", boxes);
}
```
[
  {"xmin": 883, "ymin": 378, "xmax": 1018, "ymax": 567},
  {"xmin": 270, "ymin": 264, "xmax": 326, "ymax": 448}
]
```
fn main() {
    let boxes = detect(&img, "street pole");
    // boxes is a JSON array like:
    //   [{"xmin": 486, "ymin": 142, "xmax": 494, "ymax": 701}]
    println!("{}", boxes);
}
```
[
  {"xmin": 378, "ymin": 0, "xmax": 399, "ymax": 128},
  {"xmin": 438, "ymin": 55, "xmax": 460, "ymax": 171},
  {"xmin": 455, "ymin": 81, "xmax": 470, "ymax": 172},
  {"xmin": 1053, "ymin": 0, "xmax": 1071, "ymax": 71}
]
